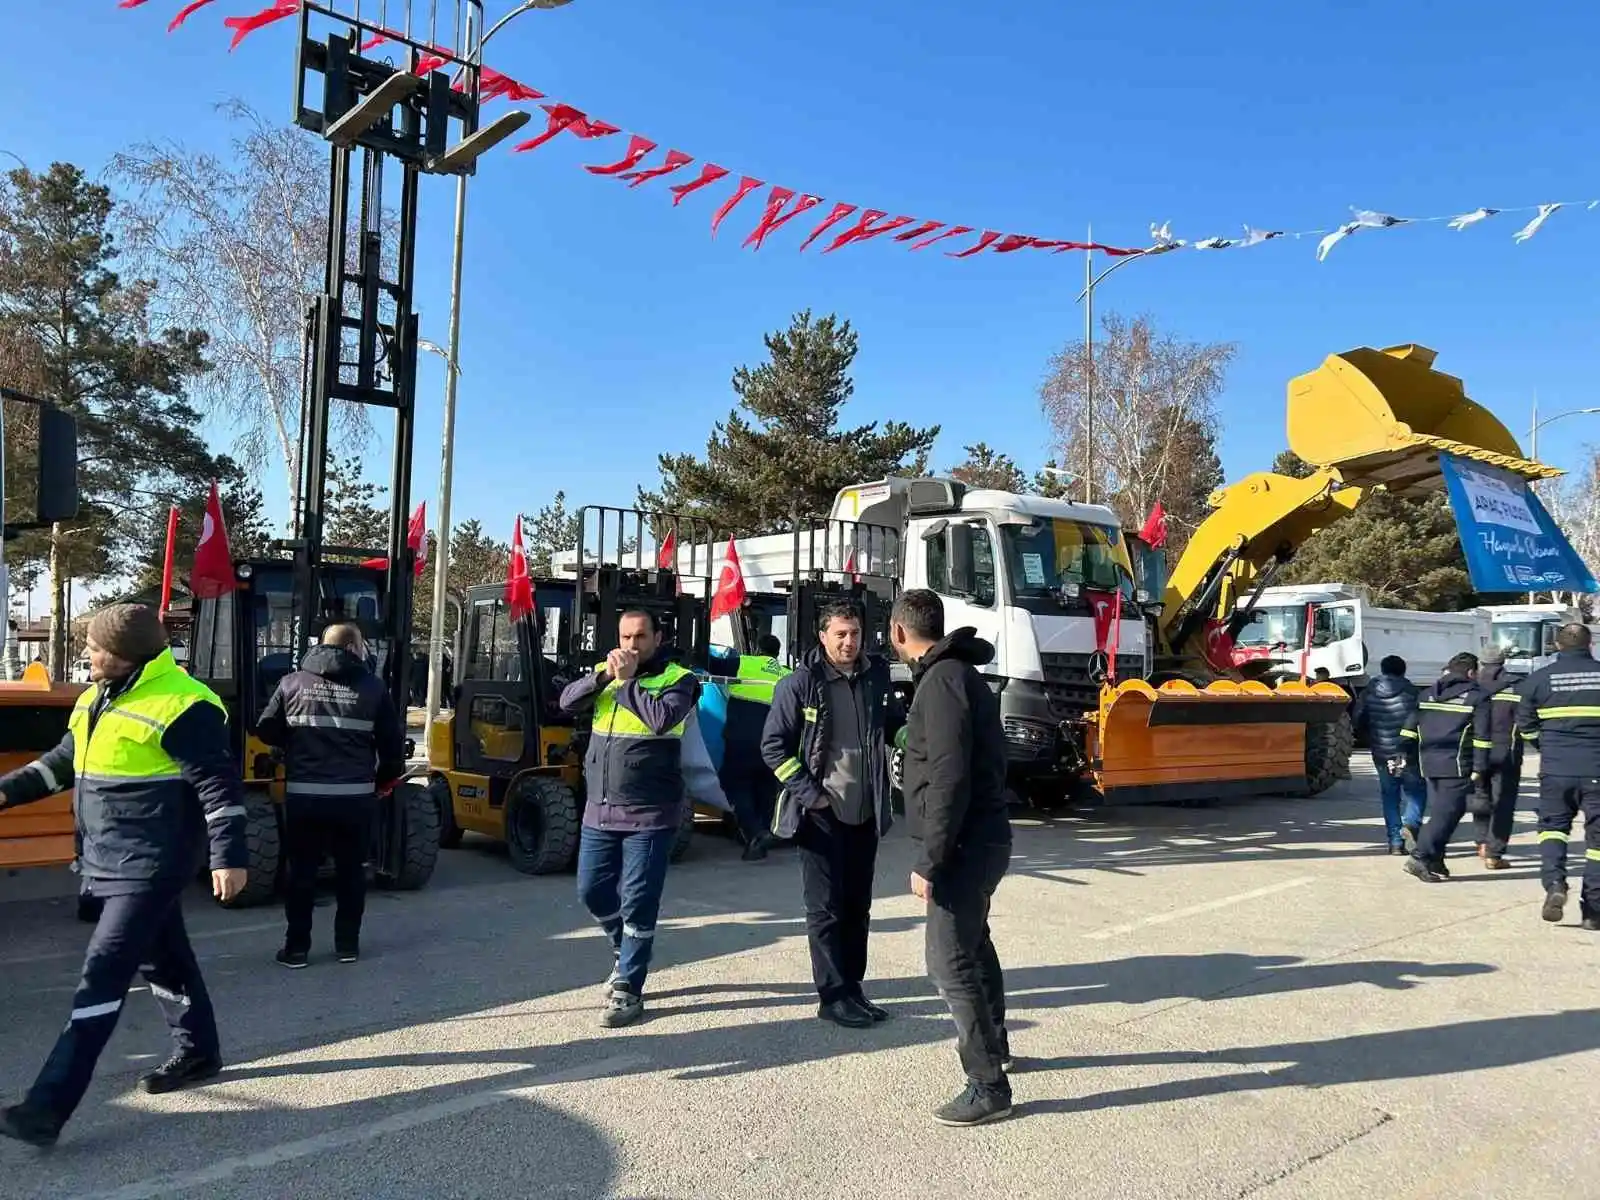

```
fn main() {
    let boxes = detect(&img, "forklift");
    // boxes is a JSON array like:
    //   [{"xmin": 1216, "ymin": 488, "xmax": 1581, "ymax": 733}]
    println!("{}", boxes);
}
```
[
  {"xmin": 425, "ymin": 507, "xmax": 716, "ymax": 875},
  {"xmin": 186, "ymin": 13, "xmax": 530, "ymax": 906}
]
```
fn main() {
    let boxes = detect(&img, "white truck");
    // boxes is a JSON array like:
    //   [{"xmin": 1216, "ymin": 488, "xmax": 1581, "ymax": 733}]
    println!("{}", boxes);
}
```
[
  {"xmin": 1479, "ymin": 602, "xmax": 1584, "ymax": 676},
  {"xmin": 1233, "ymin": 583, "xmax": 1490, "ymax": 693}
]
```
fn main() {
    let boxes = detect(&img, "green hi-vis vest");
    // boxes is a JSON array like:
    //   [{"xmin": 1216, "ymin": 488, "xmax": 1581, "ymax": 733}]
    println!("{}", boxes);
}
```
[
  {"xmin": 725, "ymin": 654, "xmax": 791, "ymax": 707},
  {"xmin": 592, "ymin": 660, "xmax": 696, "ymax": 739},
  {"xmin": 68, "ymin": 650, "xmax": 227, "ymax": 785}
]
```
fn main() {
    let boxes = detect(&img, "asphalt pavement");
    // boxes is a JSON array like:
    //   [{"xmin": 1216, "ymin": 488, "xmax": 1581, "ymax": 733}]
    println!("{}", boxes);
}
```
[{"xmin": 1, "ymin": 757, "xmax": 1597, "ymax": 1199}]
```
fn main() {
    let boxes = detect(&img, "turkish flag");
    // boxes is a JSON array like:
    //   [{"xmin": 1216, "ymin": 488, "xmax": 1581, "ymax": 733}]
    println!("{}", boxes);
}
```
[
  {"xmin": 1138, "ymin": 502, "xmax": 1168, "ymax": 549},
  {"xmin": 224, "ymin": 0, "xmax": 299, "ymax": 52},
  {"xmin": 506, "ymin": 515, "xmax": 535, "ymax": 622},
  {"xmin": 710, "ymin": 538, "xmax": 747, "ymax": 621},
  {"xmin": 1085, "ymin": 588, "xmax": 1117, "ymax": 653},
  {"xmin": 190, "ymin": 481, "xmax": 236, "ymax": 600},
  {"xmin": 658, "ymin": 529, "xmax": 677, "ymax": 570},
  {"xmin": 360, "ymin": 502, "xmax": 427, "ymax": 578}
]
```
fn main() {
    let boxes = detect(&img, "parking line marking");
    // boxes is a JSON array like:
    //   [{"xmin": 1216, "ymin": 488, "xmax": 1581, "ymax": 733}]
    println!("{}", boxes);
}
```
[
  {"xmin": 71, "ymin": 1053, "xmax": 648, "ymax": 1200},
  {"xmin": 1083, "ymin": 877, "xmax": 1316, "ymax": 940}
]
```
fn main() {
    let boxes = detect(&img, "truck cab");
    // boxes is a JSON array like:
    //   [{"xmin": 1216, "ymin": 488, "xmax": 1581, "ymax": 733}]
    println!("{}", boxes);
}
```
[{"xmin": 1479, "ymin": 602, "xmax": 1579, "ymax": 676}]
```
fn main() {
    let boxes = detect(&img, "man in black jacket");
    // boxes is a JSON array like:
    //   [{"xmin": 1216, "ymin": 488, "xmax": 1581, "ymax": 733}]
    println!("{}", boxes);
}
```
[
  {"xmin": 1352, "ymin": 655, "xmax": 1427, "ymax": 853},
  {"xmin": 891, "ymin": 589, "xmax": 1013, "ymax": 1127},
  {"xmin": 762, "ymin": 599, "xmax": 900, "ymax": 1030},
  {"xmin": 1401, "ymin": 652, "xmax": 1484, "ymax": 884},
  {"xmin": 1515, "ymin": 623, "xmax": 1600, "ymax": 928},
  {"xmin": 1470, "ymin": 647, "xmax": 1523, "ymax": 870},
  {"xmin": 258, "ymin": 622, "xmax": 407, "ymax": 968},
  {"xmin": 0, "ymin": 604, "xmax": 248, "ymax": 1147}
]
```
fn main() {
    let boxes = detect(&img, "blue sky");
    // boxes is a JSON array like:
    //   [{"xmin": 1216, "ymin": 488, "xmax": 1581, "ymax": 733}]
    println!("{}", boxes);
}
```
[{"xmin": 5, "ymin": 0, "xmax": 1600, "ymax": 550}]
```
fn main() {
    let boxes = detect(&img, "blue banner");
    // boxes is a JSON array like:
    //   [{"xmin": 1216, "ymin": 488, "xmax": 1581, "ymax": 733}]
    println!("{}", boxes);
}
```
[{"xmin": 1439, "ymin": 453, "xmax": 1598, "ymax": 593}]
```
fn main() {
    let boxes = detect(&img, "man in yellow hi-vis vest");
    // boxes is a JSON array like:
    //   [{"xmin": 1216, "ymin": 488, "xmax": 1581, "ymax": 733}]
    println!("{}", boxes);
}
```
[
  {"xmin": 560, "ymin": 609, "xmax": 707, "ymax": 1028},
  {"xmin": 0, "ymin": 605, "xmax": 249, "ymax": 1147}
]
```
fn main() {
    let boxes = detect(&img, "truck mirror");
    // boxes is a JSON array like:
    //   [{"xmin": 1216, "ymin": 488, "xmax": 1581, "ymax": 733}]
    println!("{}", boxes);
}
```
[{"xmin": 947, "ymin": 523, "xmax": 977, "ymax": 596}]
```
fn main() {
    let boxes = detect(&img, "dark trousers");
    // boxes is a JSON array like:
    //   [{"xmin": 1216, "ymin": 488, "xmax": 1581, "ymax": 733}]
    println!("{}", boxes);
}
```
[
  {"xmin": 576, "ymin": 824, "xmax": 676, "ymax": 996},
  {"xmin": 926, "ymin": 842, "xmax": 1012, "ymax": 1089},
  {"xmin": 1472, "ymin": 757, "xmax": 1521, "ymax": 858},
  {"xmin": 796, "ymin": 807, "xmax": 878, "ymax": 1003},
  {"xmin": 721, "ymin": 760, "xmax": 777, "ymax": 844},
  {"xmin": 1413, "ymin": 776, "xmax": 1475, "ymax": 864},
  {"xmin": 1537, "ymin": 776, "xmax": 1600, "ymax": 915},
  {"xmin": 25, "ymin": 885, "xmax": 219, "ymax": 1127},
  {"xmin": 284, "ymin": 802, "xmax": 371, "ymax": 954}
]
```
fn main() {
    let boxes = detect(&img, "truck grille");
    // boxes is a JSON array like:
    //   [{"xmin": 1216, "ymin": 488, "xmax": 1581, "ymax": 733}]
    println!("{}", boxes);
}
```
[{"xmin": 1039, "ymin": 652, "xmax": 1144, "ymax": 714}]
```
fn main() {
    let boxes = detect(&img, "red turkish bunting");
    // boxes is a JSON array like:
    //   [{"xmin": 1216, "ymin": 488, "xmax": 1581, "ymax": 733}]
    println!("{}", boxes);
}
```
[
  {"xmin": 168, "ymin": 0, "xmax": 215, "ymax": 32},
  {"xmin": 668, "ymin": 162, "xmax": 730, "ymax": 205},
  {"xmin": 710, "ymin": 176, "xmax": 764, "ymax": 236},
  {"xmin": 743, "ymin": 189, "xmax": 823, "ymax": 250},
  {"xmin": 223, "ymin": 0, "xmax": 298, "ymax": 51},
  {"xmin": 621, "ymin": 149, "xmax": 694, "ymax": 188},
  {"xmin": 797, "ymin": 203, "xmax": 856, "ymax": 251},
  {"xmin": 585, "ymin": 135, "xmax": 657, "ymax": 176}
]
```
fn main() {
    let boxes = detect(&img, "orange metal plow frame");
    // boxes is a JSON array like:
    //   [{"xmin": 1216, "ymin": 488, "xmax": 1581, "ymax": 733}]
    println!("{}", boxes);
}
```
[{"xmin": 0, "ymin": 663, "xmax": 83, "ymax": 869}]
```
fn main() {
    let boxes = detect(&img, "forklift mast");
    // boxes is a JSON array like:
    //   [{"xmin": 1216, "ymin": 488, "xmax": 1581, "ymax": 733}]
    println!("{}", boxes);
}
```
[
  {"xmin": 567, "ymin": 507, "xmax": 717, "ymax": 671},
  {"xmin": 286, "ymin": 5, "xmax": 528, "ymax": 710}
]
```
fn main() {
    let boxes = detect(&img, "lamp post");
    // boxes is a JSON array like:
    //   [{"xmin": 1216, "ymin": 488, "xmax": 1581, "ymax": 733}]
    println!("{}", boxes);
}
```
[
  {"xmin": 425, "ymin": 0, "xmax": 576, "ymax": 732},
  {"xmin": 1528, "ymin": 404, "xmax": 1600, "ymax": 462},
  {"xmin": 1073, "ymin": 235, "xmax": 1151, "ymax": 504}
]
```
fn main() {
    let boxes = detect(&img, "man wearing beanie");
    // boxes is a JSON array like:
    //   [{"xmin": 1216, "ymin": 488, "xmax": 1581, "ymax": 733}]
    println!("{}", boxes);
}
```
[
  {"xmin": 1470, "ymin": 646, "xmax": 1525, "ymax": 869},
  {"xmin": 0, "ymin": 603, "xmax": 249, "ymax": 1147}
]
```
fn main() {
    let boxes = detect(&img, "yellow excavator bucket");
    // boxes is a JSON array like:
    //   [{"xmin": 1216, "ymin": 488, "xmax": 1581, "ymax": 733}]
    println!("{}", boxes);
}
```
[
  {"xmin": 1090, "ymin": 678, "xmax": 1352, "ymax": 803},
  {"xmin": 1286, "ymin": 343, "xmax": 1561, "ymax": 495}
]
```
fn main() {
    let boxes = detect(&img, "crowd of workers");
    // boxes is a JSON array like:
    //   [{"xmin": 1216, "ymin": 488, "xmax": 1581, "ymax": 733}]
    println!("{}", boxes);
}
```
[{"xmin": 2, "ymin": 599, "xmax": 1597, "ymax": 1148}]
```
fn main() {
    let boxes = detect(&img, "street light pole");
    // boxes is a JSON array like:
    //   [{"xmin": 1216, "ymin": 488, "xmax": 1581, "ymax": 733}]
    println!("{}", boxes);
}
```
[
  {"xmin": 425, "ymin": 0, "xmax": 575, "ymax": 731},
  {"xmin": 1072, "ymin": 238, "xmax": 1151, "ymax": 510},
  {"xmin": 1529, "ymin": 404, "xmax": 1600, "ymax": 462}
]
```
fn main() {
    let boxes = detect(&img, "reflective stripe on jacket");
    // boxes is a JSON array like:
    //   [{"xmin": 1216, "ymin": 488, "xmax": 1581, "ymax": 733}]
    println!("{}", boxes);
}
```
[
  {"xmin": 1400, "ymin": 672, "xmax": 1483, "ymax": 778},
  {"xmin": 1516, "ymin": 649, "xmax": 1600, "ymax": 778}
]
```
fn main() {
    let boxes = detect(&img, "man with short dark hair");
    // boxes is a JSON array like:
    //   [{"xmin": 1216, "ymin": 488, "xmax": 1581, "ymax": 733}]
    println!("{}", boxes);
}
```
[
  {"xmin": 762, "ymin": 598, "xmax": 901, "ymax": 1029},
  {"xmin": 1402, "ymin": 651, "xmax": 1485, "ymax": 883},
  {"xmin": 1353, "ymin": 654, "xmax": 1427, "ymax": 853},
  {"xmin": 258, "ymin": 621, "xmax": 406, "ymax": 968},
  {"xmin": 1516, "ymin": 622, "xmax": 1600, "ymax": 928},
  {"xmin": 0, "ymin": 604, "xmax": 248, "ymax": 1146},
  {"xmin": 891, "ymin": 588, "xmax": 1013, "ymax": 1127},
  {"xmin": 1470, "ymin": 646, "xmax": 1524, "ymax": 869},
  {"xmin": 561, "ymin": 609, "xmax": 705, "ymax": 1027}
]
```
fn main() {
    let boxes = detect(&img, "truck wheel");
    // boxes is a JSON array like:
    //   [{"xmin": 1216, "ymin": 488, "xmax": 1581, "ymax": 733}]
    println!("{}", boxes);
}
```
[
  {"xmin": 670, "ymin": 802, "xmax": 695, "ymax": 863},
  {"xmin": 430, "ymin": 775, "xmax": 463, "ymax": 849},
  {"xmin": 379, "ymin": 782, "xmax": 440, "ymax": 890},
  {"xmin": 505, "ymin": 775, "xmax": 580, "ymax": 875},
  {"xmin": 224, "ymin": 788, "xmax": 281, "ymax": 908},
  {"xmin": 1303, "ymin": 713, "xmax": 1356, "ymax": 796}
]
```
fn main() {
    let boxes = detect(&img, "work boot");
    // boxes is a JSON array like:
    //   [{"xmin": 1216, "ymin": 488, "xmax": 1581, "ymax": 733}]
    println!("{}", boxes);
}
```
[
  {"xmin": 1584, "ymin": 916, "xmax": 1600, "ymax": 933},
  {"xmin": 0, "ymin": 1104, "xmax": 59, "ymax": 1149},
  {"xmin": 1404, "ymin": 857, "xmax": 1444, "ymax": 883},
  {"xmin": 1483, "ymin": 855, "xmax": 1508, "ymax": 871},
  {"xmin": 601, "ymin": 951, "xmax": 623, "ymax": 1000},
  {"xmin": 1542, "ymin": 885, "xmax": 1568, "ymax": 924},
  {"xmin": 335, "ymin": 941, "xmax": 360, "ymax": 964},
  {"xmin": 140, "ymin": 1051, "xmax": 223, "ymax": 1095},
  {"xmin": 601, "ymin": 986, "xmax": 644, "ymax": 1028},
  {"xmin": 276, "ymin": 948, "xmax": 309, "ymax": 970},
  {"xmin": 741, "ymin": 834, "xmax": 770, "ymax": 862},
  {"xmin": 933, "ymin": 1081, "xmax": 1014, "ymax": 1127},
  {"xmin": 817, "ymin": 998, "xmax": 875, "ymax": 1029}
]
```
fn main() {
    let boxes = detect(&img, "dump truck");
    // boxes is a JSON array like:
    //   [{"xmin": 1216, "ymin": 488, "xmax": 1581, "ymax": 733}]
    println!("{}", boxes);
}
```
[
  {"xmin": 692, "ymin": 343, "xmax": 1563, "ymax": 806},
  {"xmin": 0, "ymin": 390, "xmax": 82, "ymax": 881}
]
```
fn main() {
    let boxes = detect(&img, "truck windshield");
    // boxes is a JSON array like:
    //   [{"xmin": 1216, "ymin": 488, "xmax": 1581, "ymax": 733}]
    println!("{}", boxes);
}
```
[
  {"xmin": 1234, "ymin": 605, "xmax": 1307, "ymax": 649},
  {"xmin": 1000, "ymin": 518, "xmax": 1133, "ymax": 601},
  {"xmin": 1493, "ymin": 621, "xmax": 1550, "ymax": 659}
]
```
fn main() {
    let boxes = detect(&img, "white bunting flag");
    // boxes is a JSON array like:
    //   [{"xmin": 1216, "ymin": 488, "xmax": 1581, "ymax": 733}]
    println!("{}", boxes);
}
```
[{"xmin": 1513, "ymin": 203, "xmax": 1562, "ymax": 243}]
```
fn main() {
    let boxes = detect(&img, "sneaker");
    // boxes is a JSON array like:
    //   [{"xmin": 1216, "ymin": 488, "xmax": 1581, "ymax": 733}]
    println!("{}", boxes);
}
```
[
  {"xmin": 1542, "ymin": 886, "xmax": 1568, "ymax": 924},
  {"xmin": 1483, "ymin": 856, "xmax": 1508, "ymax": 871},
  {"xmin": 741, "ymin": 835, "xmax": 770, "ymax": 862},
  {"xmin": 933, "ymin": 1082, "xmax": 1013, "ymax": 1127},
  {"xmin": 601, "ymin": 952, "xmax": 623, "ymax": 1000},
  {"xmin": 1388, "ymin": 843, "xmax": 1407, "ymax": 856},
  {"xmin": 1403, "ymin": 857, "xmax": 1444, "ymax": 884},
  {"xmin": 1583, "ymin": 916, "xmax": 1600, "ymax": 933},
  {"xmin": 335, "ymin": 944, "xmax": 359, "ymax": 964},
  {"xmin": 601, "ymin": 987, "xmax": 644, "ymax": 1028},
  {"xmin": 139, "ymin": 1052, "xmax": 223, "ymax": 1095},
  {"xmin": 276, "ymin": 948, "xmax": 309, "ymax": 970},
  {"xmin": 0, "ymin": 1104, "xmax": 59, "ymax": 1149}
]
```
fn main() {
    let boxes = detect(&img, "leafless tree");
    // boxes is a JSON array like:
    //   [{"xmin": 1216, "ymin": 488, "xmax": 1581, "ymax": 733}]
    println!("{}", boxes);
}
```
[
  {"xmin": 110, "ymin": 99, "xmax": 372, "ymax": 522},
  {"xmin": 1545, "ymin": 449, "xmax": 1600, "ymax": 611},
  {"xmin": 1039, "ymin": 313, "xmax": 1234, "ymax": 543}
]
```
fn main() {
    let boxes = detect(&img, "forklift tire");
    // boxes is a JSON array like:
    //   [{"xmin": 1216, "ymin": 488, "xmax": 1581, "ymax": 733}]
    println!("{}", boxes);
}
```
[
  {"xmin": 505, "ymin": 775, "xmax": 580, "ymax": 875},
  {"xmin": 379, "ymin": 782, "xmax": 441, "ymax": 890},
  {"xmin": 670, "ymin": 801, "xmax": 694, "ymax": 864},
  {"xmin": 430, "ymin": 775, "xmax": 463, "ymax": 849},
  {"xmin": 223, "ymin": 789, "xmax": 282, "ymax": 909}
]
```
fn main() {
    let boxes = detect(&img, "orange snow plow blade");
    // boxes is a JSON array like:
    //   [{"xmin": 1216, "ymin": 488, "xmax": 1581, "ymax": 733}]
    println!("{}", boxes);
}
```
[
  {"xmin": 1090, "ymin": 678, "xmax": 1351, "ymax": 805},
  {"xmin": 0, "ymin": 662, "xmax": 83, "ymax": 869}
]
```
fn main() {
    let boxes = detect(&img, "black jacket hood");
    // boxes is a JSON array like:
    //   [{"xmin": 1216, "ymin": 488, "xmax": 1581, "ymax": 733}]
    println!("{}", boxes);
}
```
[
  {"xmin": 913, "ymin": 627, "xmax": 996, "ymax": 677},
  {"xmin": 301, "ymin": 644, "xmax": 370, "ymax": 680},
  {"xmin": 1475, "ymin": 663, "xmax": 1515, "ymax": 694}
]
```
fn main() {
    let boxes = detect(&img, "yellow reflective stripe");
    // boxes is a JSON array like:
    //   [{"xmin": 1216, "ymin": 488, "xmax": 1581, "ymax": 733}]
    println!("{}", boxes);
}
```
[
  {"xmin": 1588, "ymin": 849, "xmax": 1600, "ymax": 862},
  {"xmin": 802, "ymin": 706, "xmax": 818, "ymax": 723},
  {"xmin": 1472, "ymin": 739, "xmax": 1493, "ymax": 749},
  {"xmin": 1420, "ymin": 701, "xmax": 1473, "ymax": 713},
  {"xmin": 67, "ymin": 650, "xmax": 223, "ymax": 781},
  {"xmin": 1520, "ymin": 732, "xmax": 1539, "ymax": 741},
  {"xmin": 774, "ymin": 757, "xmax": 804, "ymax": 782},
  {"xmin": 1539, "ymin": 830, "xmax": 1569, "ymax": 842},
  {"xmin": 1399, "ymin": 729, "xmax": 1419, "ymax": 740},
  {"xmin": 592, "ymin": 678, "xmax": 688, "ymax": 738},
  {"xmin": 726, "ymin": 681, "xmax": 777, "ymax": 705},
  {"xmin": 1491, "ymin": 694, "xmax": 1521, "ymax": 702},
  {"xmin": 1536, "ymin": 706, "xmax": 1600, "ymax": 719}
]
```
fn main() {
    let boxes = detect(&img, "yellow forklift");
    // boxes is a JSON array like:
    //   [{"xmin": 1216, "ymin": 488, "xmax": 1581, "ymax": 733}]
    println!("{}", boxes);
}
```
[
  {"xmin": 425, "ymin": 507, "xmax": 716, "ymax": 874},
  {"xmin": 186, "ymin": 16, "xmax": 522, "ymax": 905}
]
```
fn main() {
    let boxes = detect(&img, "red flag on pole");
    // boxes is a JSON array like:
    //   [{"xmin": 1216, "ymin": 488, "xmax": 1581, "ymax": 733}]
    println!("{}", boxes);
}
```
[
  {"xmin": 190, "ymin": 482, "xmax": 236, "ymax": 600},
  {"xmin": 1085, "ymin": 588, "xmax": 1116, "ymax": 654},
  {"xmin": 1138, "ymin": 502, "xmax": 1168, "ymax": 549},
  {"xmin": 657, "ymin": 529, "xmax": 677, "ymax": 570},
  {"xmin": 158, "ymin": 505, "xmax": 181, "ymax": 620},
  {"xmin": 506, "ymin": 515, "xmax": 535, "ymax": 622},
  {"xmin": 360, "ymin": 502, "xmax": 428, "ymax": 578},
  {"xmin": 1107, "ymin": 589, "xmax": 1123, "ymax": 683},
  {"xmin": 710, "ymin": 538, "xmax": 747, "ymax": 621}
]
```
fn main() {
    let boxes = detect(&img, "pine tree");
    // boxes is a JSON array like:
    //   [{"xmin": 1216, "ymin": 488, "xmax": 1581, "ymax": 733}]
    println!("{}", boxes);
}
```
[
  {"xmin": 324, "ymin": 454, "xmax": 389, "ymax": 555},
  {"xmin": 948, "ymin": 443, "xmax": 1027, "ymax": 492},
  {"xmin": 641, "ymin": 310, "xmax": 939, "ymax": 534},
  {"xmin": 0, "ymin": 163, "xmax": 214, "ymax": 674}
]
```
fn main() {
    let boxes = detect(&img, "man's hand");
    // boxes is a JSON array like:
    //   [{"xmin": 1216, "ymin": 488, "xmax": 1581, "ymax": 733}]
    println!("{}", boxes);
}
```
[
  {"xmin": 1387, "ymin": 758, "xmax": 1406, "ymax": 776},
  {"xmin": 909, "ymin": 871, "xmax": 931, "ymax": 901},
  {"xmin": 611, "ymin": 649, "xmax": 640, "ymax": 681},
  {"xmin": 211, "ymin": 868, "xmax": 247, "ymax": 903},
  {"xmin": 1471, "ymin": 771, "xmax": 1483, "ymax": 785}
]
